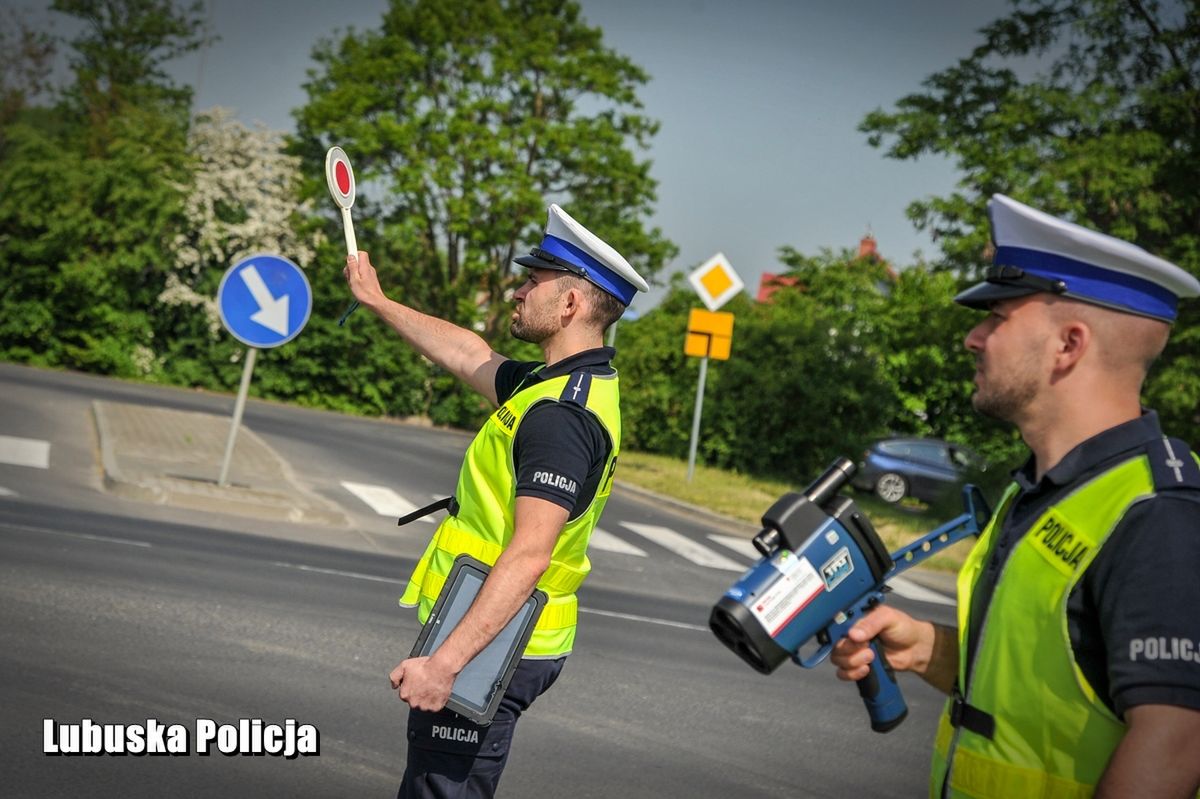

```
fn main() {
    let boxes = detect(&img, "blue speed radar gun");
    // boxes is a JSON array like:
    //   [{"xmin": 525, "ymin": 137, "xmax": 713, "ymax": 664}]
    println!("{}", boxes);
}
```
[{"xmin": 709, "ymin": 457, "xmax": 990, "ymax": 732}]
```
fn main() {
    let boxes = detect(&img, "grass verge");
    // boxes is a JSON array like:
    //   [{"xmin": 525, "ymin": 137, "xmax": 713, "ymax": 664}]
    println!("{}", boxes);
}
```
[{"xmin": 617, "ymin": 450, "xmax": 975, "ymax": 572}]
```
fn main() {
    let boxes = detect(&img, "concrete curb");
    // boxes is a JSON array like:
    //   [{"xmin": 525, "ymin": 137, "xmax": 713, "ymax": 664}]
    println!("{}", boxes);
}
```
[
  {"xmin": 93, "ymin": 400, "xmax": 168, "ymax": 505},
  {"xmin": 91, "ymin": 401, "xmax": 349, "ymax": 528}
]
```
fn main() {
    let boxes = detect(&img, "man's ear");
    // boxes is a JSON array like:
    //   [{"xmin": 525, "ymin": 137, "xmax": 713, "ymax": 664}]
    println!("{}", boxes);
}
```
[
  {"xmin": 1054, "ymin": 320, "xmax": 1091, "ymax": 372},
  {"xmin": 560, "ymin": 284, "xmax": 585, "ymax": 322}
]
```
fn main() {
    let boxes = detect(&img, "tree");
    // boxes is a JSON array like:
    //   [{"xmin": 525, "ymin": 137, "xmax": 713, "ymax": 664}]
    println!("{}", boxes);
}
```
[
  {"xmin": 874, "ymin": 264, "xmax": 1027, "ymax": 476},
  {"xmin": 155, "ymin": 107, "xmax": 318, "ymax": 386},
  {"xmin": 0, "ymin": 1, "xmax": 209, "ymax": 375},
  {"xmin": 53, "ymin": 0, "xmax": 211, "ymax": 133},
  {"xmin": 291, "ymin": 0, "xmax": 676, "ymax": 341},
  {"xmin": 860, "ymin": 0, "xmax": 1200, "ymax": 438},
  {"xmin": 617, "ymin": 253, "xmax": 902, "ymax": 485},
  {"xmin": 0, "ymin": 8, "xmax": 56, "ymax": 134}
]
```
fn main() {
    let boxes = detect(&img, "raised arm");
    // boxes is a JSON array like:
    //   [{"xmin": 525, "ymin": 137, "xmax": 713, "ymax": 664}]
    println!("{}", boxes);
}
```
[{"xmin": 344, "ymin": 251, "xmax": 508, "ymax": 405}]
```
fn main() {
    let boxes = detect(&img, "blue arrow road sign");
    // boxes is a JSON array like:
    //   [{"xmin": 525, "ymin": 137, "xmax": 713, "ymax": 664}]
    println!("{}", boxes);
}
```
[{"xmin": 217, "ymin": 254, "xmax": 312, "ymax": 348}]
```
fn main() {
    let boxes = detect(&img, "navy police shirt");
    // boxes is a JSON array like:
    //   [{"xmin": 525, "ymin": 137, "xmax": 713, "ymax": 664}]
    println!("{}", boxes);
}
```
[
  {"xmin": 965, "ymin": 411, "xmax": 1200, "ymax": 717},
  {"xmin": 493, "ymin": 347, "xmax": 615, "ymax": 520}
]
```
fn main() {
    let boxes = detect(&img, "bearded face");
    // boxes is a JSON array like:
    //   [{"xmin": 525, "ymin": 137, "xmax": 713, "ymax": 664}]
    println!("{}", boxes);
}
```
[
  {"xmin": 510, "ymin": 270, "xmax": 565, "ymax": 343},
  {"xmin": 971, "ymin": 347, "xmax": 1042, "ymax": 422},
  {"xmin": 965, "ymin": 297, "xmax": 1053, "ymax": 425}
]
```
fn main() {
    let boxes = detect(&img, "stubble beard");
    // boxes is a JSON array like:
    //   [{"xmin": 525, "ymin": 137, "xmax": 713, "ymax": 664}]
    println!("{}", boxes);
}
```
[
  {"xmin": 971, "ymin": 356, "xmax": 1040, "ymax": 423},
  {"xmin": 510, "ymin": 306, "xmax": 553, "ymax": 344}
]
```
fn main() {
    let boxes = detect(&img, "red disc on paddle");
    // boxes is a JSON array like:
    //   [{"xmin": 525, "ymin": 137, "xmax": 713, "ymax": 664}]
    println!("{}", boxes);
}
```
[
  {"xmin": 335, "ymin": 161, "xmax": 351, "ymax": 195},
  {"xmin": 324, "ymin": 146, "xmax": 356, "ymax": 209}
]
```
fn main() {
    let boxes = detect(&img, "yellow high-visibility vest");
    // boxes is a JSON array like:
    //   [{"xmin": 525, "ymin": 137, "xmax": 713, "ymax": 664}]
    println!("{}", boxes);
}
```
[
  {"xmin": 931, "ymin": 446, "xmax": 1200, "ymax": 798},
  {"xmin": 401, "ymin": 369, "xmax": 621, "ymax": 658}
]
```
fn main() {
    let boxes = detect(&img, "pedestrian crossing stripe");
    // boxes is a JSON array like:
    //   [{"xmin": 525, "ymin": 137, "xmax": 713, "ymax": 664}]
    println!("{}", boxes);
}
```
[
  {"xmin": 0, "ymin": 435, "xmax": 49, "ymax": 469},
  {"xmin": 340, "ymin": 481, "xmax": 433, "ymax": 522},
  {"xmin": 588, "ymin": 527, "xmax": 646, "ymax": 557},
  {"xmin": 335, "ymin": 482, "xmax": 953, "ymax": 604},
  {"xmin": 620, "ymin": 522, "xmax": 747, "ymax": 572},
  {"xmin": 707, "ymin": 533, "xmax": 758, "ymax": 560}
]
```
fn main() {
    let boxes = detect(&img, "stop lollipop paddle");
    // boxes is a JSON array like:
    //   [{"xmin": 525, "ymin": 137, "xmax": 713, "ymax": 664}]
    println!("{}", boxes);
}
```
[{"xmin": 325, "ymin": 146, "xmax": 360, "ymax": 325}]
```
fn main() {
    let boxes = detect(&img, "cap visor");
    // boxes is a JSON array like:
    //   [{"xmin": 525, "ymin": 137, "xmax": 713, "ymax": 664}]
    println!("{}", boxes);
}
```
[
  {"xmin": 954, "ymin": 281, "xmax": 1041, "ymax": 310},
  {"xmin": 514, "ymin": 254, "xmax": 572, "ymax": 272}
]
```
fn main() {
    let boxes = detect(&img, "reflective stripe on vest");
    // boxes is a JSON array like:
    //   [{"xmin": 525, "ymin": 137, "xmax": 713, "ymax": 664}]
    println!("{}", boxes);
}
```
[
  {"xmin": 400, "ymin": 369, "xmax": 621, "ymax": 658},
  {"xmin": 931, "ymin": 454, "xmax": 1161, "ymax": 798}
]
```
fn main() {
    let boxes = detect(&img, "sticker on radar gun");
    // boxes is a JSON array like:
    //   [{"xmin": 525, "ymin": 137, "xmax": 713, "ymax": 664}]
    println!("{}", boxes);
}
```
[
  {"xmin": 751, "ymin": 551, "xmax": 824, "ymax": 637},
  {"xmin": 324, "ymin": 146, "xmax": 356, "ymax": 209}
]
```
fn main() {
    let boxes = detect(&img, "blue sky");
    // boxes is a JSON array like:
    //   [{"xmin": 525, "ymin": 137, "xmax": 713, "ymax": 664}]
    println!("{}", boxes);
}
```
[{"xmin": 36, "ymin": 0, "xmax": 1012, "ymax": 308}]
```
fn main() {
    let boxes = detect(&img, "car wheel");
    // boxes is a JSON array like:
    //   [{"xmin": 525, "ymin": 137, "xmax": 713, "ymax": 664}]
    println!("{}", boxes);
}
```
[{"xmin": 874, "ymin": 472, "xmax": 908, "ymax": 503}]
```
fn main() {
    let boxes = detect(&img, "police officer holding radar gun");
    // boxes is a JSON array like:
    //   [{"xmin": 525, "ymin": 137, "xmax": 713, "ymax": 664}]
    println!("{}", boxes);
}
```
[
  {"xmin": 830, "ymin": 195, "xmax": 1200, "ymax": 797},
  {"xmin": 343, "ymin": 204, "xmax": 647, "ymax": 797}
]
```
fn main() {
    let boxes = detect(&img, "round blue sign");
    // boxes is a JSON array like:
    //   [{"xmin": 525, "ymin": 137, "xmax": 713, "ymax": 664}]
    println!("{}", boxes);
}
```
[{"xmin": 217, "ymin": 254, "xmax": 312, "ymax": 348}]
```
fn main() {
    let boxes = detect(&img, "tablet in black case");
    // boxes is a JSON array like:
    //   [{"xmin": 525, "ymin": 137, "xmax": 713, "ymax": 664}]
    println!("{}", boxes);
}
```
[{"xmin": 409, "ymin": 554, "xmax": 548, "ymax": 725}]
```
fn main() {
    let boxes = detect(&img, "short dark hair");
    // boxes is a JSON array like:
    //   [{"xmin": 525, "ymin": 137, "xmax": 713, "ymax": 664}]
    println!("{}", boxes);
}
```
[
  {"xmin": 586, "ymin": 282, "xmax": 626, "ymax": 331},
  {"xmin": 559, "ymin": 275, "xmax": 626, "ymax": 332}
]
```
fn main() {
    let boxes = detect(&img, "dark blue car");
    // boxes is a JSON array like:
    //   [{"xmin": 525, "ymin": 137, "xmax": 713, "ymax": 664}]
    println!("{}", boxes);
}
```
[{"xmin": 853, "ymin": 437, "xmax": 988, "ymax": 504}]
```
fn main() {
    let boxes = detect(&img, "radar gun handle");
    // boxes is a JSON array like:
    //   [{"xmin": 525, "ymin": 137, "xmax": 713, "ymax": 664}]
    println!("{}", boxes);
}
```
[{"xmin": 857, "ymin": 639, "xmax": 908, "ymax": 733}]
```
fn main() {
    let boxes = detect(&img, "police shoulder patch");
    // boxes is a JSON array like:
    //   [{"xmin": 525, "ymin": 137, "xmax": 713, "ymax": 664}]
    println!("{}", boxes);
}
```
[
  {"xmin": 1147, "ymin": 437, "xmax": 1200, "ymax": 491},
  {"xmin": 559, "ymin": 371, "xmax": 592, "ymax": 407}
]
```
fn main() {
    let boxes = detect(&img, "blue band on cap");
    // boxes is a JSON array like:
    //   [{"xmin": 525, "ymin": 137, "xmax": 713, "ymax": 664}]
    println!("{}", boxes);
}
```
[
  {"xmin": 539, "ymin": 234, "xmax": 636, "ymax": 305},
  {"xmin": 995, "ymin": 246, "xmax": 1178, "ymax": 321}
]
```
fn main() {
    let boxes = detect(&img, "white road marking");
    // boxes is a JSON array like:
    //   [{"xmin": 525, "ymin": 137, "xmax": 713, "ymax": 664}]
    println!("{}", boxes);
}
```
[
  {"xmin": 579, "ymin": 606, "xmax": 708, "ymax": 631},
  {"xmin": 0, "ymin": 486, "xmax": 16, "ymax": 498},
  {"xmin": 888, "ymin": 576, "xmax": 955, "ymax": 606},
  {"xmin": 708, "ymin": 533, "xmax": 759, "ymax": 561},
  {"xmin": 340, "ymin": 481, "xmax": 433, "ymax": 522},
  {"xmin": 2, "ymin": 523, "xmax": 151, "ymax": 548},
  {"xmin": 0, "ymin": 436, "xmax": 49, "ymax": 469},
  {"xmin": 271, "ymin": 561, "xmax": 402, "ymax": 584},
  {"xmin": 588, "ymin": 527, "xmax": 646, "ymax": 557},
  {"xmin": 620, "ymin": 522, "xmax": 748, "ymax": 572}
]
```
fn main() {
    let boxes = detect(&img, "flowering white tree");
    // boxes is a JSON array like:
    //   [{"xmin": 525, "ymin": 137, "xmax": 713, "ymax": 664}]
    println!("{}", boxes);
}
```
[{"xmin": 160, "ymin": 107, "xmax": 320, "ymax": 340}]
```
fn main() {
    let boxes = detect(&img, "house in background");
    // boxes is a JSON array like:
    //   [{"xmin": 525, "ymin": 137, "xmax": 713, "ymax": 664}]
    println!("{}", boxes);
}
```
[{"xmin": 756, "ymin": 232, "xmax": 897, "ymax": 302}]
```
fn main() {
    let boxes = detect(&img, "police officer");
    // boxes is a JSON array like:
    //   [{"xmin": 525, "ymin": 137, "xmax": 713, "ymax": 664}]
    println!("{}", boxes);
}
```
[
  {"xmin": 831, "ymin": 194, "xmax": 1200, "ymax": 797},
  {"xmin": 343, "ymin": 204, "xmax": 647, "ymax": 797}
]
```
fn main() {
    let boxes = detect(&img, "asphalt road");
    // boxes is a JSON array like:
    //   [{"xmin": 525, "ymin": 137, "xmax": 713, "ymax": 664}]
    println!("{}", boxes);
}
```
[{"xmin": 0, "ymin": 364, "xmax": 958, "ymax": 797}]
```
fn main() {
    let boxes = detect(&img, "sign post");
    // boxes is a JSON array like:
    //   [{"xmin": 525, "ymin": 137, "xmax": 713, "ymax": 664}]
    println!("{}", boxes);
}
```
[
  {"xmin": 683, "ymin": 308, "xmax": 735, "ymax": 481},
  {"xmin": 216, "ymin": 254, "xmax": 312, "ymax": 486},
  {"xmin": 684, "ymin": 253, "xmax": 743, "ymax": 482},
  {"xmin": 324, "ymin": 146, "xmax": 360, "ymax": 325}
]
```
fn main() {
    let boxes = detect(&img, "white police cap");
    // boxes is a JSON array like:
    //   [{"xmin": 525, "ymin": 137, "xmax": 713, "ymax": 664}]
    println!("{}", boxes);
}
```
[
  {"xmin": 955, "ymin": 194, "xmax": 1200, "ymax": 321},
  {"xmin": 515, "ymin": 204, "xmax": 649, "ymax": 305}
]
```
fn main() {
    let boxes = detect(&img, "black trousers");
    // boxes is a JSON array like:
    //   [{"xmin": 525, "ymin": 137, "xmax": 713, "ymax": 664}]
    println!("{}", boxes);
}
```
[{"xmin": 397, "ymin": 657, "xmax": 565, "ymax": 799}]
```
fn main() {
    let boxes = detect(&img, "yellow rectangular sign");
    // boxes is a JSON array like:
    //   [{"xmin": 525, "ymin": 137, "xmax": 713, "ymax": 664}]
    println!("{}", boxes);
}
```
[{"xmin": 685, "ymin": 309, "xmax": 734, "ymax": 360}]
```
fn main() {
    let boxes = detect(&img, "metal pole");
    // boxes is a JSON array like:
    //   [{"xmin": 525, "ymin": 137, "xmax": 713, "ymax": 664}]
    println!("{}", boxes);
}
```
[
  {"xmin": 218, "ymin": 347, "xmax": 258, "ymax": 487},
  {"xmin": 686, "ymin": 355, "xmax": 709, "ymax": 482},
  {"xmin": 606, "ymin": 320, "xmax": 617, "ymax": 348}
]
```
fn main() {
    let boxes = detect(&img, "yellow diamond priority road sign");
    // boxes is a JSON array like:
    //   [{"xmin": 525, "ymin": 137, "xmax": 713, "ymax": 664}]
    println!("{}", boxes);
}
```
[{"xmin": 688, "ymin": 252, "xmax": 744, "ymax": 311}]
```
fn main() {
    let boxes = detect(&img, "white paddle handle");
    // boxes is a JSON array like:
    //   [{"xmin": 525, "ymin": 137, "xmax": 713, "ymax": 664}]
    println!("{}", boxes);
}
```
[{"xmin": 341, "ymin": 207, "xmax": 358, "ymax": 256}]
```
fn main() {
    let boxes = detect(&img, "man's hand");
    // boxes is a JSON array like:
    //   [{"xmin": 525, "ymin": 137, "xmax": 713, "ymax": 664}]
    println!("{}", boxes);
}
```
[
  {"xmin": 344, "ymin": 251, "xmax": 388, "ymax": 310},
  {"xmin": 830, "ymin": 605, "xmax": 957, "ymax": 694},
  {"xmin": 389, "ymin": 655, "xmax": 458, "ymax": 713}
]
